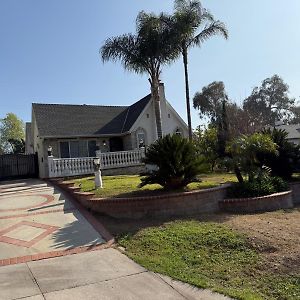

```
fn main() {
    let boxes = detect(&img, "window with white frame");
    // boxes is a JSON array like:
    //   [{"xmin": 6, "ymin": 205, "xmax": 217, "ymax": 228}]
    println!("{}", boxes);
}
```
[{"xmin": 59, "ymin": 140, "xmax": 97, "ymax": 158}]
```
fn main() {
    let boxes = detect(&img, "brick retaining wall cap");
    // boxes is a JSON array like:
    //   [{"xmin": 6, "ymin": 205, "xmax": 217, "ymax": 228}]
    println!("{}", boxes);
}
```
[
  {"xmin": 88, "ymin": 183, "xmax": 231, "ymax": 204},
  {"xmin": 222, "ymin": 190, "xmax": 291, "ymax": 204}
]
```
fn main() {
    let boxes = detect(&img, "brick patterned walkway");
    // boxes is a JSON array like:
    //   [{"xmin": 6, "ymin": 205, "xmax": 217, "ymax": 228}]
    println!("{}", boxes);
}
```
[
  {"xmin": 0, "ymin": 179, "xmax": 114, "ymax": 266},
  {"xmin": 0, "ymin": 180, "xmax": 232, "ymax": 300}
]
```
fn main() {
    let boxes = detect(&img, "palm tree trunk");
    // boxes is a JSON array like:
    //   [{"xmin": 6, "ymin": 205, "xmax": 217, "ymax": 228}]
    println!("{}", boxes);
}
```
[
  {"xmin": 234, "ymin": 165, "xmax": 244, "ymax": 183},
  {"xmin": 151, "ymin": 77, "xmax": 163, "ymax": 139},
  {"xmin": 183, "ymin": 49, "xmax": 193, "ymax": 140}
]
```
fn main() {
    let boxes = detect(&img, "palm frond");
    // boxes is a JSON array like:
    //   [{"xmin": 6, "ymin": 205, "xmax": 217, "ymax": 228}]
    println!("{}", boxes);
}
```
[
  {"xmin": 100, "ymin": 34, "xmax": 148, "ymax": 74},
  {"xmin": 100, "ymin": 12, "xmax": 181, "ymax": 77},
  {"xmin": 174, "ymin": 0, "xmax": 202, "ymax": 15},
  {"xmin": 136, "ymin": 12, "xmax": 181, "ymax": 65},
  {"xmin": 199, "ymin": 9, "xmax": 214, "ymax": 23},
  {"xmin": 192, "ymin": 21, "xmax": 228, "ymax": 47}
]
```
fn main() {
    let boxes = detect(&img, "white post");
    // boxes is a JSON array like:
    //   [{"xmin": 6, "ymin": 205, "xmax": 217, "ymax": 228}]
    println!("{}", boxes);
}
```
[
  {"xmin": 48, "ymin": 156, "xmax": 54, "ymax": 178},
  {"xmin": 95, "ymin": 169, "xmax": 103, "ymax": 188},
  {"xmin": 94, "ymin": 154, "xmax": 103, "ymax": 189}
]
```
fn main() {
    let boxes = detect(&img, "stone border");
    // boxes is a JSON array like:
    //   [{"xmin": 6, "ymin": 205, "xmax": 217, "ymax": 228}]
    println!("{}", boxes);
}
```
[
  {"xmin": 0, "ymin": 243, "xmax": 113, "ymax": 267},
  {"xmin": 220, "ymin": 190, "xmax": 293, "ymax": 213},
  {"xmin": 54, "ymin": 179, "xmax": 229, "ymax": 219}
]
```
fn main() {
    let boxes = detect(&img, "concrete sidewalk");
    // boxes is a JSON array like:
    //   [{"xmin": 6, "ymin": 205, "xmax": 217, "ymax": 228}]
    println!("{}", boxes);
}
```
[{"xmin": 0, "ymin": 248, "xmax": 231, "ymax": 300}]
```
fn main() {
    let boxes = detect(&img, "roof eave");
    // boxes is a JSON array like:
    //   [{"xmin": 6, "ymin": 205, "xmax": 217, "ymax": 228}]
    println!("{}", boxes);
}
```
[{"xmin": 41, "ymin": 132, "xmax": 131, "ymax": 139}]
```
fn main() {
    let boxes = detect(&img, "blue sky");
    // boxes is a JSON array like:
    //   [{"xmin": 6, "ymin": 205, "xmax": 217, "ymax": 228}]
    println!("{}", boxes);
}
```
[{"xmin": 1, "ymin": 0, "xmax": 300, "ymax": 128}]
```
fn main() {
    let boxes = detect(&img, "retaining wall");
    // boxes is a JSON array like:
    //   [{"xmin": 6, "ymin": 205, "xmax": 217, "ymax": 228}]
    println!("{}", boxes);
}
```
[
  {"xmin": 52, "ymin": 179, "xmax": 297, "ymax": 219},
  {"xmin": 55, "ymin": 180, "xmax": 229, "ymax": 219},
  {"xmin": 289, "ymin": 182, "xmax": 300, "ymax": 205},
  {"xmin": 219, "ymin": 191, "xmax": 293, "ymax": 213}
]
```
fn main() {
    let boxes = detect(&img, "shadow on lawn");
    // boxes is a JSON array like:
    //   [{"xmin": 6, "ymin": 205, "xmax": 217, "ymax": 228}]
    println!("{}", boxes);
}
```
[
  {"xmin": 96, "ymin": 211, "xmax": 236, "ymax": 238},
  {"xmin": 107, "ymin": 183, "xmax": 219, "ymax": 199},
  {"xmin": 75, "ymin": 176, "xmax": 221, "ymax": 199}
]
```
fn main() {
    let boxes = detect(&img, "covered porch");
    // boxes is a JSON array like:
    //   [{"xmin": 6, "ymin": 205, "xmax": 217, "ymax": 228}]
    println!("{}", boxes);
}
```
[{"xmin": 47, "ymin": 149, "xmax": 145, "ymax": 178}]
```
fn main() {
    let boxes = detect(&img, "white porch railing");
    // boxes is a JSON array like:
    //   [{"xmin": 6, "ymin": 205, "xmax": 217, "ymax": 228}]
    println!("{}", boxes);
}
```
[
  {"xmin": 98, "ymin": 149, "xmax": 144, "ymax": 170},
  {"xmin": 48, "ymin": 149, "xmax": 145, "ymax": 178}
]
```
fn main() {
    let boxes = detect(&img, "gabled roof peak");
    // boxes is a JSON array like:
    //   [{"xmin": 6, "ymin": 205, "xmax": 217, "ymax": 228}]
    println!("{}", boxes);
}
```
[{"xmin": 32, "ymin": 94, "xmax": 151, "ymax": 138}]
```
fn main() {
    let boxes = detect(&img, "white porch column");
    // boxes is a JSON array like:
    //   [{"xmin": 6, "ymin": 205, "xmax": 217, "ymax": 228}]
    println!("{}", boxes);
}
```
[{"xmin": 48, "ymin": 156, "xmax": 54, "ymax": 178}]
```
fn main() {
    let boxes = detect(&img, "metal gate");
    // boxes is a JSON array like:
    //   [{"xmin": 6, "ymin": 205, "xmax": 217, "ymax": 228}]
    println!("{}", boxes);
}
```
[{"xmin": 0, "ymin": 153, "xmax": 39, "ymax": 180}]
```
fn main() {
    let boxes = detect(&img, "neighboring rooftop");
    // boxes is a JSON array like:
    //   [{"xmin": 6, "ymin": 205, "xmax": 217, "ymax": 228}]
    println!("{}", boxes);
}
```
[
  {"xmin": 275, "ymin": 124, "xmax": 300, "ymax": 139},
  {"xmin": 32, "ymin": 94, "xmax": 151, "ymax": 137}
]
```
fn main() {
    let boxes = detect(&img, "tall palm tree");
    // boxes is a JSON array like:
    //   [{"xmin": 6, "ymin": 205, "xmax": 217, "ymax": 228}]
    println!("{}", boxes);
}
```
[
  {"xmin": 101, "ymin": 12, "xmax": 179, "ymax": 139},
  {"xmin": 172, "ymin": 0, "xmax": 228, "ymax": 140}
]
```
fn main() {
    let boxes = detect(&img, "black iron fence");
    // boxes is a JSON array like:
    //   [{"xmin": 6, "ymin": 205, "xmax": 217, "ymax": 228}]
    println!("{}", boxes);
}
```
[{"xmin": 0, "ymin": 153, "xmax": 38, "ymax": 180}]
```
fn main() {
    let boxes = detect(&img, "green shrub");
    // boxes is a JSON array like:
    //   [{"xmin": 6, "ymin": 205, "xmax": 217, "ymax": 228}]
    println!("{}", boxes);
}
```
[
  {"xmin": 227, "ymin": 176, "xmax": 289, "ymax": 198},
  {"xmin": 270, "ymin": 176, "xmax": 289, "ymax": 192},
  {"xmin": 259, "ymin": 128, "xmax": 300, "ymax": 179},
  {"xmin": 140, "ymin": 134, "xmax": 204, "ymax": 189},
  {"xmin": 227, "ymin": 133, "xmax": 278, "ymax": 183}
]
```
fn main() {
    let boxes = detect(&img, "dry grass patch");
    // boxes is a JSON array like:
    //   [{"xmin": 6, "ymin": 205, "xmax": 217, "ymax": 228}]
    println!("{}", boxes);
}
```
[{"xmin": 98, "ymin": 208, "xmax": 300, "ymax": 300}]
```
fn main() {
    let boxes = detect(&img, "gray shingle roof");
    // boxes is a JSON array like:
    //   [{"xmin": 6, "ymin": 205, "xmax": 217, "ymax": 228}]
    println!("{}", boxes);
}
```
[
  {"xmin": 33, "ymin": 94, "xmax": 151, "ymax": 137},
  {"xmin": 275, "ymin": 124, "xmax": 300, "ymax": 140}
]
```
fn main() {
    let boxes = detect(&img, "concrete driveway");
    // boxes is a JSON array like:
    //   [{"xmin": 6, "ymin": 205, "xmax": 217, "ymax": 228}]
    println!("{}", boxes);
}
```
[
  {"xmin": 0, "ymin": 179, "xmax": 109, "ymax": 263},
  {"xmin": 0, "ymin": 179, "xmax": 231, "ymax": 300}
]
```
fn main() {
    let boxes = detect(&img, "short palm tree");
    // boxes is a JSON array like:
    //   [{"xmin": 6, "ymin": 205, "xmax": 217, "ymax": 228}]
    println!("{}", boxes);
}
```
[
  {"xmin": 101, "ymin": 12, "xmax": 179, "ymax": 139},
  {"xmin": 140, "ymin": 134, "xmax": 204, "ymax": 189},
  {"xmin": 172, "ymin": 0, "xmax": 228, "ymax": 139}
]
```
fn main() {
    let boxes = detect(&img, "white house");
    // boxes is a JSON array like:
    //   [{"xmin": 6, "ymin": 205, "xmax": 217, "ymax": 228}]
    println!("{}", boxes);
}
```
[{"xmin": 25, "ymin": 83, "xmax": 188, "ymax": 178}]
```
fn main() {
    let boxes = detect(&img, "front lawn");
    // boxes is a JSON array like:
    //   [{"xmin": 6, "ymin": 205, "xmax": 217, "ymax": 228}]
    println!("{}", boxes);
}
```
[
  {"xmin": 118, "ymin": 218, "xmax": 300, "ymax": 300},
  {"xmin": 71, "ymin": 173, "xmax": 236, "ymax": 198}
]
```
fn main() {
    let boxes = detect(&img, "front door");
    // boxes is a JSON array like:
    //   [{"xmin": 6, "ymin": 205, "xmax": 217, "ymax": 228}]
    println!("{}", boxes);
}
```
[{"xmin": 109, "ymin": 137, "xmax": 124, "ymax": 152}]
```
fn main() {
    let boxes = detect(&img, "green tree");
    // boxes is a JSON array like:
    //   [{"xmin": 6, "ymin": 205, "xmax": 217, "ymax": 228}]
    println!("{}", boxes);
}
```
[
  {"xmin": 171, "ymin": 0, "xmax": 228, "ymax": 139},
  {"xmin": 259, "ymin": 128, "xmax": 300, "ymax": 179},
  {"xmin": 0, "ymin": 113, "xmax": 25, "ymax": 153},
  {"xmin": 243, "ymin": 75, "xmax": 295, "ymax": 127},
  {"xmin": 193, "ymin": 81, "xmax": 262, "ymax": 138},
  {"xmin": 8, "ymin": 139, "xmax": 25, "ymax": 154},
  {"xmin": 101, "ymin": 12, "xmax": 179, "ymax": 139},
  {"xmin": 227, "ymin": 133, "xmax": 278, "ymax": 183},
  {"xmin": 290, "ymin": 104, "xmax": 300, "ymax": 124},
  {"xmin": 194, "ymin": 126, "xmax": 218, "ymax": 171},
  {"xmin": 225, "ymin": 102, "xmax": 260, "ymax": 137},
  {"xmin": 140, "ymin": 134, "xmax": 203, "ymax": 189},
  {"xmin": 193, "ymin": 81, "xmax": 228, "ymax": 125},
  {"xmin": 193, "ymin": 82, "xmax": 230, "ymax": 155}
]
